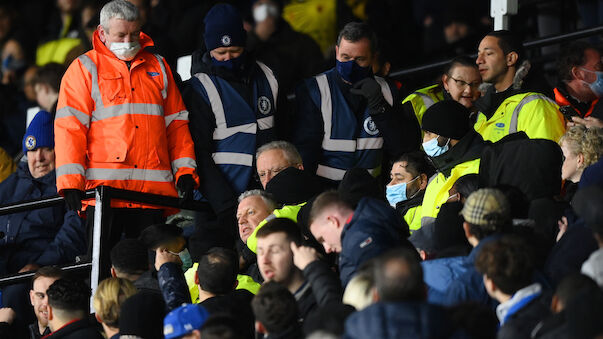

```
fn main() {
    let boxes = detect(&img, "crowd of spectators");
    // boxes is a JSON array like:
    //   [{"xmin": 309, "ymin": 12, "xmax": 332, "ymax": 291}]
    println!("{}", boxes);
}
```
[{"xmin": 0, "ymin": 0, "xmax": 602, "ymax": 338}]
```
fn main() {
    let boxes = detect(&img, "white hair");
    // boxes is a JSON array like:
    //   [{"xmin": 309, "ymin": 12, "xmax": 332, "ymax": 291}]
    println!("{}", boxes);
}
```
[
  {"xmin": 256, "ymin": 140, "xmax": 302, "ymax": 166},
  {"xmin": 238, "ymin": 189, "xmax": 277, "ymax": 211},
  {"xmin": 100, "ymin": 0, "xmax": 139, "ymax": 30}
]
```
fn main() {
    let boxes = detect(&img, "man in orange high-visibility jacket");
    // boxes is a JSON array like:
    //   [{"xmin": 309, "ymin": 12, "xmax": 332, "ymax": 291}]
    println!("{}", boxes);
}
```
[{"xmin": 54, "ymin": 0, "xmax": 199, "ymax": 259}]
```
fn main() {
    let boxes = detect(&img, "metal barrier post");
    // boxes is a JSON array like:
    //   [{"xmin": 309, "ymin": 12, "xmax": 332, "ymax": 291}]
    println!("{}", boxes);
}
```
[{"xmin": 89, "ymin": 186, "xmax": 110, "ymax": 312}]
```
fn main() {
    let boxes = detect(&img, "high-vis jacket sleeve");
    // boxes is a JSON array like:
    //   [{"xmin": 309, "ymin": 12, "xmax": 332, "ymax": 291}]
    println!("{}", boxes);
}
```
[
  {"xmin": 55, "ymin": 57, "xmax": 93, "ymax": 194},
  {"xmin": 517, "ymin": 97, "xmax": 566, "ymax": 142}
]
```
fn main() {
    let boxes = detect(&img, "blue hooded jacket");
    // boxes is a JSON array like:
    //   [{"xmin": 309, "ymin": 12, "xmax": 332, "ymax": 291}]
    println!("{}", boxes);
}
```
[
  {"xmin": 340, "ymin": 197, "xmax": 408, "ymax": 286},
  {"xmin": 0, "ymin": 161, "xmax": 86, "ymax": 274}
]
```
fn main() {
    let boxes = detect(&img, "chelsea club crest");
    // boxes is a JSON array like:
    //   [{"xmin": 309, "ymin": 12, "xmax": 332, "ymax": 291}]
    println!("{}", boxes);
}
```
[
  {"xmin": 364, "ymin": 117, "xmax": 379, "ymax": 135},
  {"xmin": 258, "ymin": 96, "xmax": 271, "ymax": 115},
  {"xmin": 221, "ymin": 35, "xmax": 232, "ymax": 46},
  {"xmin": 25, "ymin": 135, "xmax": 36, "ymax": 151}
]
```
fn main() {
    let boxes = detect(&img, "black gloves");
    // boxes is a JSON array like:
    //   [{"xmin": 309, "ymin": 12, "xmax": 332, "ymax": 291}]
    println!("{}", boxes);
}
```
[
  {"xmin": 350, "ymin": 77, "xmax": 388, "ymax": 113},
  {"xmin": 176, "ymin": 174, "xmax": 195, "ymax": 204},
  {"xmin": 63, "ymin": 189, "xmax": 84, "ymax": 211}
]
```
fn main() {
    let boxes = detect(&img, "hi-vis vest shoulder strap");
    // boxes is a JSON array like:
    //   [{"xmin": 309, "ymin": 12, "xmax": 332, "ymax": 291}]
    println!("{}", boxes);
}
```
[
  {"xmin": 413, "ymin": 92, "xmax": 435, "ymax": 109},
  {"xmin": 314, "ymin": 74, "xmax": 391, "ymax": 153},
  {"xmin": 508, "ymin": 94, "xmax": 557, "ymax": 134}
]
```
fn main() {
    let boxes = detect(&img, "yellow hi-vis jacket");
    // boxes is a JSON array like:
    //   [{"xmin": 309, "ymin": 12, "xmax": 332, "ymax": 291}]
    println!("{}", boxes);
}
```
[
  {"xmin": 420, "ymin": 158, "xmax": 481, "ymax": 226},
  {"xmin": 474, "ymin": 92, "xmax": 565, "ymax": 143},
  {"xmin": 402, "ymin": 84, "xmax": 444, "ymax": 126}
]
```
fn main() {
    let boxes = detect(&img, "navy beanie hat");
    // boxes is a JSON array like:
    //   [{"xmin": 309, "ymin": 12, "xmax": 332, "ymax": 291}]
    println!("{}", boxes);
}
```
[
  {"xmin": 204, "ymin": 4, "xmax": 246, "ymax": 51},
  {"xmin": 422, "ymin": 100, "xmax": 471, "ymax": 140},
  {"xmin": 23, "ymin": 111, "xmax": 54, "ymax": 153}
]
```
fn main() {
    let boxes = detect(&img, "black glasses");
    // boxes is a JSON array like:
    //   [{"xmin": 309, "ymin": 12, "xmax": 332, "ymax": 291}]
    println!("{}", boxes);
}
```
[{"xmin": 449, "ymin": 77, "xmax": 480, "ymax": 89}]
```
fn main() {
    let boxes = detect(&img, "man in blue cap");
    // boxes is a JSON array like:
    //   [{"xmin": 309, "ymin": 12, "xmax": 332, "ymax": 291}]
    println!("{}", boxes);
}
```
[
  {"xmin": 163, "ymin": 303, "xmax": 209, "ymax": 339},
  {"xmin": 0, "ymin": 111, "xmax": 86, "ymax": 336},
  {"xmin": 184, "ymin": 3, "xmax": 279, "ymax": 252}
]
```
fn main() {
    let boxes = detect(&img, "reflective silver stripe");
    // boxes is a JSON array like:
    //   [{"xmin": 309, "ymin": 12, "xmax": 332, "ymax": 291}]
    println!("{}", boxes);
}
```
[
  {"xmin": 193, "ymin": 73, "xmax": 258, "ymax": 141},
  {"xmin": 171, "ymin": 157, "xmax": 196, "ymax": 174},
  {"xmin": 316, "ymin": 74, "xmax": 340, "ymax": 151},
  {"xmin": 256, "ymin": 61, "xmax": 278, "ymax": 110},
  {"xmin": 56, "ymin": 163, "xmax": 85, "ymax": 177},
  {"xmin": 368, "ymin": 167, "xmax": 380, "ymax": 176},
  {"xmin": 213, "ymin": 123, "xmax": 256, "ymax": 140},
  {"xmin": 92, "ymin": 103, "xmax": 164, "ymax": 121},
  {"xmin": 414, "ymin": 92, "xmax": 435, "ymax": 109},
  {"xmin": 86, "ymin": 168, "xmax": 174, "ymax": 182},
  {"xmin": 374, "ymin": 76, "xmax": 394, "ymax": 106},
  {"xmin": 56, "ymin": 106, "xmax": 91, "ymax": 128},
  {"xmin": 322, "ymin": 139, "xmax": 356, "ymax": 152},
  {"xmin": 154, "ymin": 54, "xmax": 168, "ymax": 99},
  {"xmin": 78, "ymin": 55, "xmax": 103, "ymax": 109},
  {"xmin": 165, "ymin": 110, "xmax": 189, "ymax": 127},
  {"xmin": 357, "ymin": 137, "xmax": 384, "ymax": 150},
  {"xmin": 509, "ymin": 94, "xmax": 557, "ymax": 133},
  {"xmin": 257, "ymin": 116, "xmax": 274, "ymax": 130},
  {"xmin": 316, "ymin": 164, "xmax": 346, "ymax": 181},
  {"xmin": 212, "ymin": 152, "xmax": 253, "ymax": 166}
]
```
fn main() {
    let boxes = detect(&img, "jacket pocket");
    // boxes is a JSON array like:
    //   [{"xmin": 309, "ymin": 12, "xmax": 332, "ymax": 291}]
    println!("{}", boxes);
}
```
[
  {"xmin": 99, "ymin": 72, "xmax": 125, "ymax": 103},
  {"xmin": 87, "ymin": 136, "xmax": 128, "ymax": 163}
]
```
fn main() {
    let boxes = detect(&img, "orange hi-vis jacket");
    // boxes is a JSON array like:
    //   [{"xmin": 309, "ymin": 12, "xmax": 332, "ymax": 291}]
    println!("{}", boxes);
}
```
[{"xmin": 55, "ymin": 31, "xmax": 199, "ymax": 209}]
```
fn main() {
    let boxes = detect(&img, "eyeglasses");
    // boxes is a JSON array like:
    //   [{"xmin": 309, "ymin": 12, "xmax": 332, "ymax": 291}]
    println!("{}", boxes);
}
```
[{"xmin": 449, "ymin": 77, "xmax": 481, "ymax": 89}]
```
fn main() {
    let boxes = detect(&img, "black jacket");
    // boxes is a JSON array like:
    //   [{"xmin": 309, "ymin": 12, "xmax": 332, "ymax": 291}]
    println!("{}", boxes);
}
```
[
  {"xmin": 42, "ymin": 319, "xmax": 103, "ymax": 339},
  {"xmin": 201, "ymin": 290, "xmax": 255, "ymax": 339}
]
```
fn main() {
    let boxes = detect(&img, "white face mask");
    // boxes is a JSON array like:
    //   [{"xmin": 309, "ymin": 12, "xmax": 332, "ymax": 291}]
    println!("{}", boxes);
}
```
[
  {"xmin": 109, "ymin": 41, "xmax": 141, "ymax": 61},
  {"xmin": 253, "ymin": 3, "xmax": 278, "ymax": 23}
]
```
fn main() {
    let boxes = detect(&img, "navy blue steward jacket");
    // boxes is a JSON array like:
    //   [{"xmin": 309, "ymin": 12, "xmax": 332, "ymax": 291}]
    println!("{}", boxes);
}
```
[
  {"xmin": 343, "ymin": 302, "xmax": 460, "ymax": 339},
  {"xmin": 340, "ymin": 197, "xmax": 409, "ymax": 286},
  {"xmin": 0, "ymin": 162, "xmax": 86, "ymax": 274},
  {"xmin": 293, "ymin": 68, "xmax": 421, "ymax": 185},
  {"xmin": 184, "ymin": 51, "xmax": 278, "ymax": 214}
]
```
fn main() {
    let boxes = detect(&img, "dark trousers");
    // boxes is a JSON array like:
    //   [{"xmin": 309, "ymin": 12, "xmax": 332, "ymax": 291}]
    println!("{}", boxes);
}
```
[{"xmin": 85, "ymin": 207, "xmax": 165, "ymax": 280}]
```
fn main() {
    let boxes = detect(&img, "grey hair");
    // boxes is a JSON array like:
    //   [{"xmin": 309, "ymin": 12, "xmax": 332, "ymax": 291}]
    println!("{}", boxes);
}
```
[
  {"xmin": 256, "ymin": 141, "xmax": 302, "ymax": 166},
  {"xmin": 100, "ymin": 0, "xmax": 139, "ymax": 30},
  {"xmin": 238, "ymin": 189, "xmax": 277, "ymax": 211}
]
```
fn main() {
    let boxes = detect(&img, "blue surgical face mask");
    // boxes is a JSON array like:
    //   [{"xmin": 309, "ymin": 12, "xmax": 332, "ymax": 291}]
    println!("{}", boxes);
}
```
[
  {"xmin": 422, "ymin": 136, "xmax": 450, "ymax": 157},
  {"xmin": 336, "ymin": 59, "xmax": 372, "ymax": 84},
  {"xmin": 386, "ymin": 175, "xmax": 420, "ymax": 207},
  {"xmin": 581, "ymin": 68, "xmax": 603, "ymax": 97}
]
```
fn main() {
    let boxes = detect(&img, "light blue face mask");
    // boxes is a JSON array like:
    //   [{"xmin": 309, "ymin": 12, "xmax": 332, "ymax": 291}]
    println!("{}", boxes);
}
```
[
  {"xmin": 581, "ymin": 68, "xmax": 603, "ymax": 97},
  {"xmin": 422, "ymin": 136, "xmax": 450, "ymax": 157},
  {"xmin": 386, "ymin": 175, "xmax": 419, "ymax": 207}
]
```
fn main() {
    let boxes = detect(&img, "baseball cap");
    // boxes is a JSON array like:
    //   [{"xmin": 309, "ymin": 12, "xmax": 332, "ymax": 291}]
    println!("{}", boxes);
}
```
[
  {"xmin": 164, "ymin": 304, "xmax": 210, "ymax": 339},
  {"xmin": 460, "ymin": 188, "xmax": 510, "ymax": 229}
]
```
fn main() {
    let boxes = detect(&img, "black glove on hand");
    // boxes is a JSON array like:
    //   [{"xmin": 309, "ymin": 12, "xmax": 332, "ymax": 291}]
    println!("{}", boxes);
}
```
[
  {"xmin": 63, "ymin": 189, "xmax": 84, "ymax": 211},
  {"xmin": 176, "ymin": 174, "xmax": 195, "ymax": 204},
  {"xmin": 349, "ymin": 77, "xmax": 386, "ymax": 110}
]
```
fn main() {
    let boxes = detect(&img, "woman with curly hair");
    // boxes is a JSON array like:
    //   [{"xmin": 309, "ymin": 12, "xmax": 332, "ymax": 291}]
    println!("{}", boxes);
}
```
[{"xmin": 559, "ymin": 125, "xmax": 603, "ymax": 200}]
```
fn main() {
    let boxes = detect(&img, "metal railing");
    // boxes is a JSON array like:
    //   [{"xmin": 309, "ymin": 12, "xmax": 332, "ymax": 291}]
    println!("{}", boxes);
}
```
[
  {"xmin": 389, "ymin": 25, "xmax": 603, "ymax": 79},
  {"xmin": 0, "ymin": 186, "xmax": 207, "ymax": 311}
]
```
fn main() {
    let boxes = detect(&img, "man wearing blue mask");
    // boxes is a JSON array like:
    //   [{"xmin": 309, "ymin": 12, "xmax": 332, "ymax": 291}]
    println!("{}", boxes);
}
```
[
  {"xmin": 293, "ymin": 22, "xmax": 421, "ymax": 187},
  {"xmin": 420, "ymin": 101, "xmax": 487, "ymax": 227},
  {"xmin": 553, "ymin": 42, "xmax": 603, "ymax": 128},
  {"xmin": 386, "ymin": 152, "xmax": 434, "ymax": 232},
  {"xmin": 184, "ymin": 3, "xmax": 279, "ymax": 250}
]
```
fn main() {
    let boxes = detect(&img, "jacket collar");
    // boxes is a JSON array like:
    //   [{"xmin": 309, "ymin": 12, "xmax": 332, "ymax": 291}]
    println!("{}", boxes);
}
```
[
  {"xmin": 430, "ymin": 131, "xmax": 486, "ymax": 177},
  {"xmin": 496, "ymin": 283, "xmax": 542, "ymax": 324},
  {"xmin": 92, "ymin": 29, "xmax": 154, "ymax": 59}
]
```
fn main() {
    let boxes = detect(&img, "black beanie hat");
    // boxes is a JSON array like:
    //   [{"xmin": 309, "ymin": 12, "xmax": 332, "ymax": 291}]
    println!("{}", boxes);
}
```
[
  {"xmin": 204, "ymin": 4, "xmax": 246, "ymax": 51},
  {"xmin": 119, "ymin": 291, "xmax": 166, "ymax": 339},
  {"xmin": 422, "ymin": 100, "xmax": 471, "ymax": 140},
  {"xmin": 139, "ymin": 223, "xmax": 183, "ymax": 249},
  {"xmin": 266, "ymin": 167, "xmax": 324, "ymax": 205}
]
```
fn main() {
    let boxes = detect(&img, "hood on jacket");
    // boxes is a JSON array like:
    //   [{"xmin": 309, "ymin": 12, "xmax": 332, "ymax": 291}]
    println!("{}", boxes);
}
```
[
  {"xmin": 92, "ymin": 29, "xmax": 154, "ymax": 59},
  {"xmin": 343, "ymin": 302, "xmax": 455, "ymax": 339},
  {"xmin": 430, "ymin": 130, "xmax": 487, "ymax": 177}
]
